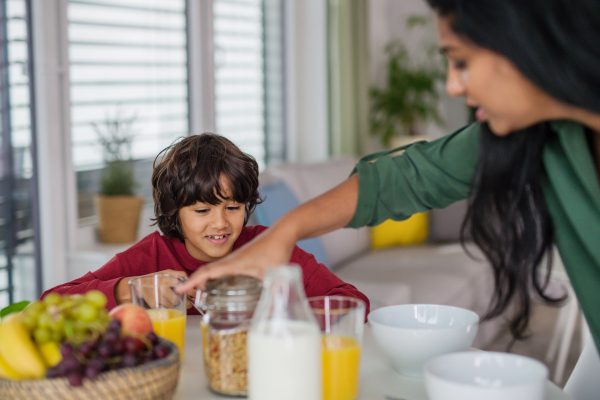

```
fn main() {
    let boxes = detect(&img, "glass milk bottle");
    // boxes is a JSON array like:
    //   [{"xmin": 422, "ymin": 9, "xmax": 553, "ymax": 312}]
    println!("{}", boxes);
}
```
[{"xmin": 247, "ymin": 264, "xmax": 322, "ymax": 400}]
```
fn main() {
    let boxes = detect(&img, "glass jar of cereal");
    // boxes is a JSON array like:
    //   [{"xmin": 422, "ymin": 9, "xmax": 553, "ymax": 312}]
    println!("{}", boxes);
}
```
[{"xmin": 198, "ymin": 275, "xmax": 262, "ymax": 397}]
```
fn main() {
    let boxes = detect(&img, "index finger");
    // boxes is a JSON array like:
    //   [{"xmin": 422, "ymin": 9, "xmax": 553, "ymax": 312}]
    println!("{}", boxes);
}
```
[{"xmin": 175, "ymin": 263, "xmax": 225, "ymax": 293}]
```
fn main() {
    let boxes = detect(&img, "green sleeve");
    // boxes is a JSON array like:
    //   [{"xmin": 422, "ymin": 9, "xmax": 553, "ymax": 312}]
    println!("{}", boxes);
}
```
[{"xmin": 347, "ymin": 122, "xmax": 481, "ymax": 228}]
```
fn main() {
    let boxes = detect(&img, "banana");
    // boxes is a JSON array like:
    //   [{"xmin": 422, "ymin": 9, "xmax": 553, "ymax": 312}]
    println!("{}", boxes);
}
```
[
  {"xmin": 38, "ymin": 341, "xmax": 62, "ymax": 367},
  {"xmin": 0, "ymin": 313, "xmax": 47, "ymax": 379},
  {"xmin": 0, "ymin": 352, "xmax": 19, "ymax": 379}
]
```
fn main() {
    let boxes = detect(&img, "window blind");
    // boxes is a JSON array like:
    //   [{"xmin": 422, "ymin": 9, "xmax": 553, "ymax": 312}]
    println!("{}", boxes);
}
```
[
  {"xmin": 213, "ymin": 0, "xmax": 266, "ymax": 168},
  {"xmin": 68, "ymin": 0, "xmax": 189, "ymax": 218}
]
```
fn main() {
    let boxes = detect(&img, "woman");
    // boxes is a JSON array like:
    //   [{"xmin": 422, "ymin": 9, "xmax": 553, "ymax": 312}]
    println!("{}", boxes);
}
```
[{"xmin": 179, "ymin": 0, "xmax": 600, "ymax": 351}]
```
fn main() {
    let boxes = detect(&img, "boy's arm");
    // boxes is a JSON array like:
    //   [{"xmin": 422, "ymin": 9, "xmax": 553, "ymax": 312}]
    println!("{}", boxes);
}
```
[
  {"xmin": 42, "ymin": 256, "xmax": 191, "ymax": 310},
  {"xmin": 40, "ymin": 255, "xmax": 127, "ymax": 310}
]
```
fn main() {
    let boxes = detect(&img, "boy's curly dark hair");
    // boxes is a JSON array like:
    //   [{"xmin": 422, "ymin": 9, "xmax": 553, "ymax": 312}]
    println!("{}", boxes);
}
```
[{"xmin": 151, "ymin": 133, "xmax": 263, "ymax": 241}]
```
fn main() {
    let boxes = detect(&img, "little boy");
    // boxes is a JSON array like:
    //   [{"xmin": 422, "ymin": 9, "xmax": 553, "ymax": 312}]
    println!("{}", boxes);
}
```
[{"xmin": 43, "ymin": 133, "xmax": 369, "ymax": 314}]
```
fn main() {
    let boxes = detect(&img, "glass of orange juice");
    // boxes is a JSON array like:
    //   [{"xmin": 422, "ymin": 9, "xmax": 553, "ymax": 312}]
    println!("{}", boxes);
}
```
[
  {"xmin": 129, "ymin": 274, "xmax": 187, "ymax": 361},
  {"xmin": 308, "ymin": 296, "xmax": 366, "ymax": 400}
]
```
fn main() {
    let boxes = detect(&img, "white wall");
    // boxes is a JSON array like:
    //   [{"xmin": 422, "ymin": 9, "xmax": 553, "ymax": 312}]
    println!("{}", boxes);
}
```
[
  {"xmin": 284, "ymin": 0, "xmax": 470, "ymax": 159},
  {"xmin": 32, "ymin": 0, "xmax": 333, "ymax": 287},
  {"xmin": 366, "ymin": 0, "xmax": 469, "ymax": 154},
  {"xmin": 284, "ymin": 0, "xmax": 330, "ymax": 163}
]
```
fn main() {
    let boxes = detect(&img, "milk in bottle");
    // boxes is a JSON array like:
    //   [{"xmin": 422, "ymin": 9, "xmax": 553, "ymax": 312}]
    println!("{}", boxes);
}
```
[{"xmin": 247, "ymin": 264, "xmax": 322, "ymax": 400}]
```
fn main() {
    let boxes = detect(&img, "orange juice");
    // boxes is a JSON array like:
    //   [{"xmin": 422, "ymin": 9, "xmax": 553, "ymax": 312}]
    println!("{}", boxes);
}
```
[
  {"xmin": 147, "ymin": 309, "xmax": 186, "ymax": 361},
  {"xmin": 322, "ymin": 335, "xmax": 361, "ymax": 400}
]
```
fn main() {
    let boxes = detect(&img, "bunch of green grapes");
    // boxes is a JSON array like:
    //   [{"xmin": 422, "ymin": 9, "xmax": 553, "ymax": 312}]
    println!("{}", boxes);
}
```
[{"xmin": 21, "ymin": 291, "xmax": 111, "ymax": 345}]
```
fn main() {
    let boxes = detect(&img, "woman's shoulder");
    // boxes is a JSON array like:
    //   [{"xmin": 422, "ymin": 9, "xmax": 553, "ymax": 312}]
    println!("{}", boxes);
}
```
[
  {"xmin": 357, "ymin": 122, "xmax": 482, "ymax": 167},
  {"xmin": 426, "ymin": 121, "xmax": 482, "ymax": 151}
]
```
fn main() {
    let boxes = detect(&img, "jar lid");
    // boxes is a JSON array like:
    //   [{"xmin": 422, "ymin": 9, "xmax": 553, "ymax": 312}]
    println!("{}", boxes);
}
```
[
  {"xmin": 206, "ymin": 275, "xmax": 262, "ymax": 296},
  {"xmin": 203, "ymin": 275, "xmax": 262, "ymax": 311}
]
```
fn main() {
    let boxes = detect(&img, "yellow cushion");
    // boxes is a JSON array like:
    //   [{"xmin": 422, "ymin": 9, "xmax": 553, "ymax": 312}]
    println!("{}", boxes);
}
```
[{"xmin": 370, "ymin": 212, "xmax": 429, "ymax": 249}]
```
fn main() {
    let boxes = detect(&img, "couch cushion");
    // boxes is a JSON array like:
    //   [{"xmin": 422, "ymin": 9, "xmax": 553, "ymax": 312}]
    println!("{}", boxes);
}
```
[
  {"xmin": 334, "ymin": 242, "xmax": 502, "ymax": 348},
  {"xmin": 263, "ymin": 156, "xmax": 370, "ymax": 268},
  {"xmin": 429, "ymin": 199, "xmax": 470, "ymax": 242},
  {"xmin": 254, "ymin": 180, "xmax": 330, "ymax": 267},
  {"xmin": 344, "ymin": 281, "xmax": 411, "ymax": 311},
  {"xmin": 370, "ymin": 213, "xmax": 429, "ymax": 249},
  {"xmin": 334, "ymin": 243, "xmax": 491, "ymax": 306}
]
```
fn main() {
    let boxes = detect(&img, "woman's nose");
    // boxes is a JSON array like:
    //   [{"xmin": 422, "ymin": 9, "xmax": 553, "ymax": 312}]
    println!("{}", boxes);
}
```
[{"xmin": 446, "ymin": 67, "xmax": 467, "ymax": 97}]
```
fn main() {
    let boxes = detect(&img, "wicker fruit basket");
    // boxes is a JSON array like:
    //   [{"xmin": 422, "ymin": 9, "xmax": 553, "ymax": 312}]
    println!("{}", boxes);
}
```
[{"xmin": 0, "ymin": 340, "xmax": 180, "ymax": 400}]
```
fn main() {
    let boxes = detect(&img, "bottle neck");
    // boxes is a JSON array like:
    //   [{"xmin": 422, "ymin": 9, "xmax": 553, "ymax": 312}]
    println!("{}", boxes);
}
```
[{"xmin": 251, "ymin": 264, "xmax": 317, "ymax": 328}]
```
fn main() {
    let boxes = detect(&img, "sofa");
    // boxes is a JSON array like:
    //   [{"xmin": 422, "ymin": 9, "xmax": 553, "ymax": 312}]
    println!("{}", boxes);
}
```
[{"xmin": 252, "ymin": 155, "xmax": 507, "ymax": 349}]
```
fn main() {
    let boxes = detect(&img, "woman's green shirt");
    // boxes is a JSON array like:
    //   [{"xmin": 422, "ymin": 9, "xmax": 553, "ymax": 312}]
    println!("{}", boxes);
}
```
[{"xmin": 349, "ymin": 120, "xmax": 600, "ymax": 351}]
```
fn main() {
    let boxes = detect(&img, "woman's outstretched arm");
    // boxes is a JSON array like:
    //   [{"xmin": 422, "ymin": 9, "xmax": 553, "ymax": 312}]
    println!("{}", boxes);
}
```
[{"xmin": 176, "ymin": 174, "xmax": 359, "ymax": 292}]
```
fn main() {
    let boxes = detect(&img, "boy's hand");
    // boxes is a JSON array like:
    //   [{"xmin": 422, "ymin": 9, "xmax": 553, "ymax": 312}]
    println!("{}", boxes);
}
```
[{"xmin": 115, "ymin": 270, "xmax": 196, "ymax": 308}]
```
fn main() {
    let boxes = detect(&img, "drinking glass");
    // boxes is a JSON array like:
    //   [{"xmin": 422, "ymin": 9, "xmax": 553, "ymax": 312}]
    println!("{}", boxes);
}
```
[
  {"xmin": 129, "ymin": 274, "xmax": 187, "ymax": 361},
  {"xmin": 308, "ymin": 296, "xmax": 366, "ymax": 400}
]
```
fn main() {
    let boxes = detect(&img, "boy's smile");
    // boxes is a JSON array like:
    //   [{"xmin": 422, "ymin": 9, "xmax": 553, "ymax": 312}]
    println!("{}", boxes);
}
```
[
  {"xmin": 205, "ymin": 234, "xmax": 231, "ymax": 245},
  {"xmin": 178, "ymin": 179, "xmax": 245, "ymax": 263}
]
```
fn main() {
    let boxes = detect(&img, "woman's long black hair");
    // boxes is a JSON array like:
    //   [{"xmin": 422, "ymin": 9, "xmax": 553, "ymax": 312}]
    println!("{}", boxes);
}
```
[
  {"xmin": 425, "ymin": 0, "xmax": 600, "ymax": 339},
  {"xmin": 466, "ymin": 123, "xmax": 556, "ymax": 339}
]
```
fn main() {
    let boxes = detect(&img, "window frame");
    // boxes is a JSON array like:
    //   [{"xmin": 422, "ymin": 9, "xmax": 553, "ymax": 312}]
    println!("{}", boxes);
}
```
[
  {"xmin": 30, "ymin": 0, "xmax": 217, "ymax": 289},
  {"xmin": 31, "ymin": 0, "xmax": 329, "ymax": 292}
]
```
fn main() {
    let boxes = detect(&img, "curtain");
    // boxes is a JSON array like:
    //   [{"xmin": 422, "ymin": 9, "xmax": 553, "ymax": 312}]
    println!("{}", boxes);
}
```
[{"xmin": 328, "ymin": 0, "xmax": 370, "ymax": 157}]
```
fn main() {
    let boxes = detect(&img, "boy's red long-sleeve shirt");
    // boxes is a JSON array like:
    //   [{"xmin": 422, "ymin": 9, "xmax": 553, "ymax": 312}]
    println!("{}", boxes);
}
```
[{"xmin": 43, "ymin": 225, "xmax": 370, "ymax": 315}]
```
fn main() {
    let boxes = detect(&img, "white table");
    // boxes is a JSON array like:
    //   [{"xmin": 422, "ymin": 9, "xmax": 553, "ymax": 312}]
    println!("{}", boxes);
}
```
[{"xmin": 174, "ymin": 316, "xmax": 571, "ymax": 400}]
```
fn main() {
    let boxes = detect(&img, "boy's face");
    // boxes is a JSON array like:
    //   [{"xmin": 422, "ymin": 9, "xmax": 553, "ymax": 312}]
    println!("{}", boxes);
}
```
[{"xmin": 178, "ymin": 179, "xmax": 246, "ymax": 263}]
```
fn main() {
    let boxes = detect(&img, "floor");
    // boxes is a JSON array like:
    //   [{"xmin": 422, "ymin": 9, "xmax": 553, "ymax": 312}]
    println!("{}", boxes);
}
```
[{"xmin": 485, "ymin": 301, "xmax": 583, "ymax": 388}]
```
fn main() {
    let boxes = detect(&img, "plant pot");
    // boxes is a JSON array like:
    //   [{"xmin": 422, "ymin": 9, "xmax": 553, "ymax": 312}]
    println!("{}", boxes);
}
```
[{"xmin": 95, "ymin": 195, "xmax": 144, "ymax": 244}]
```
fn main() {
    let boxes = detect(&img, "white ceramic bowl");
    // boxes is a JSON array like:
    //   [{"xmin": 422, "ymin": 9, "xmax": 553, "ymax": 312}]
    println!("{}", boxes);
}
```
[
  {"xmin": 424, "ymin": 351, "xmax": 548, "ymax": 400},
  {"xmin": 368, "ymin": 304, "xmax": 479, "ymax": 377}
]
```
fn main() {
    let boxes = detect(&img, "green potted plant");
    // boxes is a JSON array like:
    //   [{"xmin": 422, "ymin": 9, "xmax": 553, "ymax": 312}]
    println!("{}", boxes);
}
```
[
  {"xmin": 93, "ymin": 110, "xmax": 143, "ymax": 244},
  {"xmin": 370, "ymin": 16, "xmax": 446, "ymax": 148}
]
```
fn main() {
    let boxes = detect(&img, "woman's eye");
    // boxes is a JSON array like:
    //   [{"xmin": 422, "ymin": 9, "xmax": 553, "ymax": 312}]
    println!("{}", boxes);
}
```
[
  {"xmin": 452, "ymin": 59, "xmax": 467, "ymax": 70},
  {"xmin": 194, "ymin": 209, "xmax": 209, "ymax": 214},
  {"xmin": 227, "ymin": 206, "xmax": 241, "ymax": 211}
]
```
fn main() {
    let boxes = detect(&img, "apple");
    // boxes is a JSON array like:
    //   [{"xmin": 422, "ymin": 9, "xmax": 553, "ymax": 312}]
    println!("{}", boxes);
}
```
[{"xmin": 108, "ymin": 304, "xmax": 153, "ymax": 336}]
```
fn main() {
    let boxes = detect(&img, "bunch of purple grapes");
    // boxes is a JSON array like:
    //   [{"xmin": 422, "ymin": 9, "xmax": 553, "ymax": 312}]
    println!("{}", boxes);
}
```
[{"xmin": 46, "ymin": 319, "xmax": 170, "ymax": 387}]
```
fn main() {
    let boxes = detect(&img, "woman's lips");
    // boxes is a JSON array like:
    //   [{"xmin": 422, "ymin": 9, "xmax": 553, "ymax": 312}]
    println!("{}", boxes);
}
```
[{"xmin": 206, "ymin": 234, "xmax": 230, "ymax": 245}]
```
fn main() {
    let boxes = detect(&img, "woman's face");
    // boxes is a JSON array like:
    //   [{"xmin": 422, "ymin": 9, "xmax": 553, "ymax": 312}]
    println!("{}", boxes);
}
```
[{"xmin": 436, "ymin": 16, "xmax": 561, "ymax": 136}]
